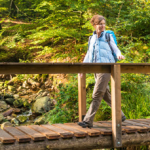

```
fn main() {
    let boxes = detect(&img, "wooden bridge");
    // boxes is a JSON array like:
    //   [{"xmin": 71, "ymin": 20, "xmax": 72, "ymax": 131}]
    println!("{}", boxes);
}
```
[
  {"xmin": 1, "ymin": 119, "xmax": 150, "ymax": 150},
  {"xmin": 0, "ymin": 63, "xmax": 150, "ymax": 150}
]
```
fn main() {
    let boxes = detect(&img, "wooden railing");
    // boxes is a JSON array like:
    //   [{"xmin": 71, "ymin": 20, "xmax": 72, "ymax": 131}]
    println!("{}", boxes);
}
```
[{"xmin": 0, "ymin": 63, "xmax": 150, "ymax": 148}]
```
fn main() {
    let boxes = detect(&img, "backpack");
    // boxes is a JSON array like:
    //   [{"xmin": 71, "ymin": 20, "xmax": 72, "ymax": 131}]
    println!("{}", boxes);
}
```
[
  {"xmin": 87, "ymin": 30, "xmax": 118, "ymax": 62},
  {"xmin": 106, "ymin": 30, "xmax": 117, "ymax": 45},
  {"xmin": 105, "ymin": 32, "xmax": 118, "ymax": 62}
]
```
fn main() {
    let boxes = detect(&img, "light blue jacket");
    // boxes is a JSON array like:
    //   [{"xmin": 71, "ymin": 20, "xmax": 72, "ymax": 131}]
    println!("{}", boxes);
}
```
[{"xmin": 83, "ymin": 30, "xmax": 115, "ymax": 63}]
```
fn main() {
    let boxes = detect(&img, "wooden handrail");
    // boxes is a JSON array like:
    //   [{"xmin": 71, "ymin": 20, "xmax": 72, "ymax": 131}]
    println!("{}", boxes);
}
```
[
  {"xmin": 0, "ymin": 63, "xmax": 150, "ymax": 73},
  {"xmin": 0, "ymin": 62, "xmax": 150, "ymax": 148}
]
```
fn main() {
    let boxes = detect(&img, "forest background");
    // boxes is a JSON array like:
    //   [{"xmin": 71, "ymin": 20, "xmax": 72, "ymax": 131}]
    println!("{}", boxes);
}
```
[{"xmin": 0, "ymin": 0, "xmax": 150, "ymax": 124}]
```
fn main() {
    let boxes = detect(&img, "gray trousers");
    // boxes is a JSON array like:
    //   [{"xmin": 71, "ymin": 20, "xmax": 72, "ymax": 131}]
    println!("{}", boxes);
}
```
[{"xmin": 83, "ymin": 73, "xmax": 125, "ymax": 126}]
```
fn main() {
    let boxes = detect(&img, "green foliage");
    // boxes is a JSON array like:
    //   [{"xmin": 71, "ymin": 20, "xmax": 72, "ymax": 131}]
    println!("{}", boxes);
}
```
[
  {"xmin": 1, "ymin": 0, "xmax": 150, "ymax": 127},
  {"xmin": 94, "ymin": 100, "xmax": 111, "ymax": 121},
  {"xmin": 0, "ymin": 0, "xmax": 9, "ymax": 17},
  {"xmin": 44, "ymin": 75, "xmax": 78, "ymax": 124},
  {"xmin": 120, "ymin": 73, "xmax": 150, "ymax": 119}
]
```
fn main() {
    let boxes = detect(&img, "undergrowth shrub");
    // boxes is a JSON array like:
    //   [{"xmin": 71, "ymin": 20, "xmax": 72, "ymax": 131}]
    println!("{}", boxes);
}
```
[{"xmin": 44, "ymin": 74, "xmax": 79, "ymax": 124}]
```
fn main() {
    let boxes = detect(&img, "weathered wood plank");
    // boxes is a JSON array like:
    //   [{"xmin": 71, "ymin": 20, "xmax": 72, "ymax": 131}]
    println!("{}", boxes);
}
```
[
  {"xmin": 145, "ymin": 119, "xmax": 150, "ymax": 122},
  {"xmin": 64, "ymin": 123, "xmax": 101, "ymax": 136},
  {"xmin": 93, "ymin": 122, "xmax": 112, "ymax": 129},
  {"xmin": 0, "ymin": 63, "xmax": 111, "ymax": 74},
  {"xmin": 0, "ymin": 63, "xmax": 150, "ymax": 74},
  {"xmin": 53, "ymin": 124, "xmax": 87, "ymax": 137},
  {"xmin": 4, "ymin": 127, "xmax": 31, "ymax": 142},
  {"xmin": 17, "ymin": 126, "xmax": 46, "ymax": 141},
  {"xmin": 111, "ymin": 64, "xmax": 122, "ymax": 147},
  {"xmin": 28, "ymin": 125, "xmax": 60, "ymax": 140},
  {"xmin": 124, "ymin": 126, "xmax": 148, "ymax": 133},
  {"xmin": 96, "ymin": 122, "xmax": 128, "ymax": 134},
  {"xmin": 78, "ymin": 73, "xmax": 86, "ymax": 122},
  {"xmin": 136, "ymin": 119, "xmax": 150, "ymax": 124},
  {"xmin": 0, "ymin": 128, "xmax": 16, "ymax": 143},
  {"xmin": 121, "ymin": 126, "xmax": 138, "ymax": 133},
  {"xmin": 93, "ymin": 122, "xmax": 112, "ymax": 135},
  {"xmin": 98, "ymin": 121, "xmax": 147, "ymax": 133},
  {"xmin": 98, "ymin": 120, "xmax": 133, "ymax": 126},
  {"xmin": 121, "ymin": 65, "xmax": 150, "ymax": 73},
  {"xmin": 41, "ymin": 124, "xmax": 73, "ymax": 138},
  {"xmin": 124, "ymin": 120, "xmax": 150, "ymax": 129},
  {"xmin": 129, "ymin": 119, "xmax": 150, "ymax": 125}
]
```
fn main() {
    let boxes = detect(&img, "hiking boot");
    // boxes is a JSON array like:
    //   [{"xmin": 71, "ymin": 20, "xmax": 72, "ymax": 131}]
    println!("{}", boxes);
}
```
[
  {"xmin": 122, "ymin": 116, "xmax": 126, "ymax": 122},
  {"xmin": 78, "ymin": 121, "xmax": 93, "ymax": 128}
]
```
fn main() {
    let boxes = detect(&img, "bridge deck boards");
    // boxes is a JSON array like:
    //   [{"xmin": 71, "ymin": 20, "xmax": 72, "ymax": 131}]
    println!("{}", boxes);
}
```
[
  {"xmin": 16, "ymin": 126, "xmax": 46, "ymax": 141},
  {"xmin": 3, "ymin": 127, "xmax": 31, "ymax": 142},
  {"xmin": 64, "ymin": 123, "xmax": 101, "ymax": 136},
  {"xmin": 28, "ymin": 125, "xmax": 60, "ymax": 139},
  {"xmin": 53, "ymin": 124, "xmax": 88, "ymax": 137},
  {"xmin": 41, "ymin": 124, "xmax": 74, "ymax": 138},
  {"xmin": 1, "ymin": 119, "xmax": 150, "ymax": 144},
  {"xmin": 0, "ymin": 128, "xmax": 16, "ymax": 143}
]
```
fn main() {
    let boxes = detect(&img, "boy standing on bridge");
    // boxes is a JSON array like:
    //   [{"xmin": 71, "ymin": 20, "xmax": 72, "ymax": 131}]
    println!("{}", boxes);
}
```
[{"xmin": 78, "ymin": 15, "xmax": 126, "ymax": 128}]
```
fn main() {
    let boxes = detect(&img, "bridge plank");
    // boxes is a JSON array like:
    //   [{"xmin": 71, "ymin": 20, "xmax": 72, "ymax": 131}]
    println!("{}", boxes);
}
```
[
  {"xmin": 28, "ymin": 125, "xmax": 60, "ymax": 139},
  {"xmin": 98, "ymin": 121, "xmax": 133, "ymax": 127},
  {"xmin": 115, "ymin": 121, "xmax": 149, "ymax": 132},
  {"xmin": 93, "ymin": 122, "xmax": 111, "ymax": 129},
  {"xmin": 93, "ymin": 122, "xmax": 112, "ymax": 135},
  {"xmin": 64, "ymin": 123, "xmax": 101, "ymax": 136},
  {"xmin": 17, "ymin": 126, "xmax": 46, "ymax": 141},
  {"xmin": 53, "ymin": 124, "xmax": 87, "ymax": 137},
  {"xmin": 124, "ymin": 120, "xmax": 150, "ymax": 129},
  {"xmin": 145, "ymin": 119, "xmax": 150, "ymax": 123},
  {"xmin": 124, "ymin": 126, "xmax": 148, "ymax": 133},
  {"xmin": 0, "ymin": 128, "xmax": 16, "ymax": 143},
  {"xmin": 121, "ymin": 126, "xmax": 137, "ymax": 133},
  {"xmin": 41, "ymin": 124, "xmax": 73, "ymax": 138},
  {"xmin": 136, "ymin": 119, "xmax": 150, "ymax": 125},
  {"xmin": 129, "ymin": 119, "xmax": 150, "ymax": 125},
  {"xmin": 4, "ymin": 127, "xmax": 31, "ymax": 142},
  {"xmin": 97, "ymin": 121, "xmax": 137, "ymax": 133}
]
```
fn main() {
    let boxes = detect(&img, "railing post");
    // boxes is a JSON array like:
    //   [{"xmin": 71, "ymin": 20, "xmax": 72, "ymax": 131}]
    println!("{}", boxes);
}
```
[
  {"xmin": 78, "ymin": 73, "xmax": 86, "ymax": 122},
  {"xmin": 111, "ymin": 64, "xmax": 122, "ymax": 148}
]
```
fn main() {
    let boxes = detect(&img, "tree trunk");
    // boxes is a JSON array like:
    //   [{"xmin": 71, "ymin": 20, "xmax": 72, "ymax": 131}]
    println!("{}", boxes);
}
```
[{"xmin": 9, "ymin": 0, "xmax": 18, "ymax": 18}]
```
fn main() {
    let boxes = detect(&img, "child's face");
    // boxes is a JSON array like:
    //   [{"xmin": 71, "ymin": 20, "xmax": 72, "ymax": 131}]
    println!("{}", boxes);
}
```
[{"xmin": 94, "ymin": 19, "xmax": 106, "ymax": 34}]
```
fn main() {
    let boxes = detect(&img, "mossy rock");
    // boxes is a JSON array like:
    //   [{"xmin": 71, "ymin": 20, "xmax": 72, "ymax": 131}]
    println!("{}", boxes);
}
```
[
  {"xmin": 34, "ymin": 116, "xmax": 45, "ymax": 125},
  {"xmin": 13, "ymin": 99, "xmax": 23, "ymax": 108},
  {"xmin": 5, "ymin": 98, "xmax": 15, "ymax": 105},
  {"xmin": 11, "ymin": 118, "xmax": 19, "ymax": 125},
  {"xmin": 32, "ymin": 96, "xmax": 51, "ymax": 114},
  {"xmin": 4, "ymin": 93, "xmax": 14, "ymax": 98},
  {"xmin": 17, "ymin": 115, "xmax": 28, "ymax": 123},
  {"xmin": 23, "ymin": 101, "xmax": 30, "ymax": 107},
  {"xmin": 0, "ymin": 101, "xmax": 8, "ymax": 112},
  {"xmin": 11, "ymin": 113, "xmax": 17, "ymax": 117},
  {"xmin": 0, "ymin": 113, "xmax": 4, "ymax": 123}
]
